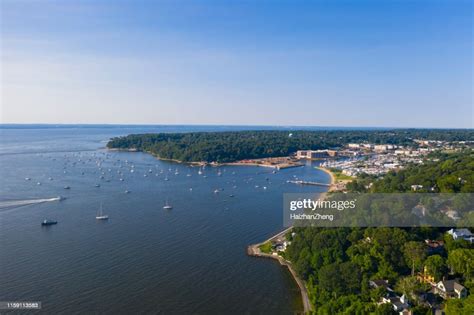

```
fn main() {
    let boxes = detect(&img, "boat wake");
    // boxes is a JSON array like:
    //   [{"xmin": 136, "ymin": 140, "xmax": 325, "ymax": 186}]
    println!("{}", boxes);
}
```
[{"xmin": 0, "ymin": 197, "xmax": 63, "ymax": 210}]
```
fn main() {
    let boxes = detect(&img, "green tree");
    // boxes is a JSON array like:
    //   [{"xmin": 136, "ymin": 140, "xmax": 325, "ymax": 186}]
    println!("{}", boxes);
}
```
[
  {"xmin": 424, "ymin": 255, "xmax": 446, "ymax": 282},
  {"xmin": 447, "ymin": 249, "xmax": 474, "ymax": 279},
  {"xmin": 445, "ymin": 294, "xmax": 474, "ymax": 315},
  {"xmin": 395, "ymin": 276, "xmax": 429, "ymax": 303},
  {"xmin": 375, "ymin": 303, "xmax": 396, "ymax": 315},
  {"xmin": 403, "ymin": 241, "xmax": 427, "ymax": 276}
]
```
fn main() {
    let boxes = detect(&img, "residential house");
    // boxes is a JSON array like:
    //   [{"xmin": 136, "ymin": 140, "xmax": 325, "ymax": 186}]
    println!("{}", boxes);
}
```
[
  {"xmin": 381, "ymin": 294, "xmax": 409, "ymax": 312},
  {"xmin": 447, "ymin": 228, "xmax": 474, "ymax": 243},
  {"xmin": 434, "ymin": 279, "xmax": 467, "ymax": 299}
]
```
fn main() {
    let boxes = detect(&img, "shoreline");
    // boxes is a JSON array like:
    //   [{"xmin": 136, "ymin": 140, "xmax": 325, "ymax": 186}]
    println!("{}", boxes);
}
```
[
  {"xmin": 247, "ymin": 228, "xmax": 313, "ymax": 314},
  {"xmin": 247, "ymin": 166, "xmax": 334, "ymax": 313},
  {"xmin": 314, "ymin": 166, "xmax": 336, "ymax": 188},
  {"xmin": 106, "ymin": 148, "xmax": 304, "ymax": 169}
]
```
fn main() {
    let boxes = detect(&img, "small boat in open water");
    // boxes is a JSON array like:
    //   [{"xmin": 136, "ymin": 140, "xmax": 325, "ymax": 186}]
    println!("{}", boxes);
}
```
[
  {"xmin": 96, "ymin": 203, "xmax": 109, "ymax": 220},
  {"xmin": 163, "ymin": 200, "xmax": 173, "ymax": 210},
  {"xmin": 41, "ymin": 219, "xmax": 57, "ymax": 226}
]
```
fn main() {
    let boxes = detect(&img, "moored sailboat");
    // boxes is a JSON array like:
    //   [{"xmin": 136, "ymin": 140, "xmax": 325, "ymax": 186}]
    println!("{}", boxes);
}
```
[{"xmin": 96, "ymin": 203, "xmax": 109, "ymax": 220}]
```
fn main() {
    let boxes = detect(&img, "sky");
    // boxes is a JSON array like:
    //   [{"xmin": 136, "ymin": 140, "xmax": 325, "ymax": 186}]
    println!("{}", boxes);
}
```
[{"xmin": 1, "ymin": 0, "xmax": 472, "ymax": 128}]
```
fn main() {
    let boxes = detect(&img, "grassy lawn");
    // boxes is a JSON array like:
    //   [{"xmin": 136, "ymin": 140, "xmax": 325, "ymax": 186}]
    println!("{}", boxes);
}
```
[
  {"xmin": 259, "ymin": 241, "xmax": 273, "ymax": 254},
  {"xmin": 329, "ymin": 168, "xmax": 353, "ymax": 181}
]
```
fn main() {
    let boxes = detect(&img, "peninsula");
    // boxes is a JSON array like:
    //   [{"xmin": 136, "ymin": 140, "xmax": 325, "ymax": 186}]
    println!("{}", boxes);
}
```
[{"xmin": 106, "ymin": 129, "xmax": 474, "ymax": 163}]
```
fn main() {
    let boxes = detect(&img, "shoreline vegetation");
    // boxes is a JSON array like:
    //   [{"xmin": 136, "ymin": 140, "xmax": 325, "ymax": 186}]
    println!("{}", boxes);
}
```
[{"xmin": 107, "ymin": 148, "xmax": 305, "ymax": 169}]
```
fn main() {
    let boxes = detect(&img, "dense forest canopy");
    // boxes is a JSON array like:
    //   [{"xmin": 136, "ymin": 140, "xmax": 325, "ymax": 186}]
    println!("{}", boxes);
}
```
[
  {"xmin": 287, "ymin": 152, "xmax": 474, "ymax": 314},
  {"xmin": 107, "ymin": 129, "xmax": 474, "ymax": 163}
]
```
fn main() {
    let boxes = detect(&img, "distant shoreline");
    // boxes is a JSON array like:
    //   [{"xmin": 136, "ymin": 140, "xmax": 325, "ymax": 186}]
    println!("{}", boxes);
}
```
[{"xmin": 2, "ymin": 123, "xmax": 472, "ymax": 131}]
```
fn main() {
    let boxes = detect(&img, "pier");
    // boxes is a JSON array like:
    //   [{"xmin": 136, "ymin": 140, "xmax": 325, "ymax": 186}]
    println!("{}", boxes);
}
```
[{"xmin": 287, "ymin": 180, "xmax": 331, "ymax": 187}]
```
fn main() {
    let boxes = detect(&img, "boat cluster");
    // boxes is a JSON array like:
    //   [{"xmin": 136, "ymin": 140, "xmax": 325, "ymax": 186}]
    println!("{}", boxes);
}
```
[{"xmin": 31, "ymin": 150, "xmax": 281, "ymax": 227}]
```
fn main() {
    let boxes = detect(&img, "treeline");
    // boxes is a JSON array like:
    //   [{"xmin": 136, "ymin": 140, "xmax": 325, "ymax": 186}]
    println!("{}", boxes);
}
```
[
  {"xmin": 107, "ymin": 129, "xmax": 474, "ymax": 163},
  {"xmin": 347, "ymin": 151, "xmax": 474, "ymax": 193},
  {"xmin": 286, "ymin": 152, "xmax": 474, "ymax": 314}
]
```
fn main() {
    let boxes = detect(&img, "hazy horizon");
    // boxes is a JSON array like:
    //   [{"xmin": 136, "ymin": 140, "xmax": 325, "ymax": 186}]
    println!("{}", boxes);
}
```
[
  {"xmin": 1, "ymin": 0, "xmax": 473, "ymax": 128},
  {"xmin": 1, "ymin": 122, "xmax": 473, "ymax": 130}
]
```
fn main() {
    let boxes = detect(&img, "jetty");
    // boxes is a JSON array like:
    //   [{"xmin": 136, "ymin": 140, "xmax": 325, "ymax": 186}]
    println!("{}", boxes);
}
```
[{"xmin": 247, "ymin": 227, "xmax": 313, "ymax": 314}]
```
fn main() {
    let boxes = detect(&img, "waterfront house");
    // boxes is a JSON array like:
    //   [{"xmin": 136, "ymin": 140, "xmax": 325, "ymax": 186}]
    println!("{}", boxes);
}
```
[
  {"xmin": 434, "ymin": 280, "xmax": 467, "ymax": 299},
  {"xmin": 272, "ymin": 242, "xmax": 287, "ymax": 252}
]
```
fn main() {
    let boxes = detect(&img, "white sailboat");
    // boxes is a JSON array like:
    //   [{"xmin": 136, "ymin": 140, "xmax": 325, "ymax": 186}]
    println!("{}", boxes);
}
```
[
  {"xmin": 96, "ymin": 203, "xmax": 109, "ymax": 220},
  {"xmin": 163, "ymin": 200, "xmax": 173, "ymax": 210}
]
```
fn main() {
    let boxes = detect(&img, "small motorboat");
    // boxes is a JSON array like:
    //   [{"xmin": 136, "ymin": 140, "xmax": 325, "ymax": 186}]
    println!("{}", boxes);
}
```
[{"xmin": 41, "ymin": 219, "xmax": 57, "ymax": 226}]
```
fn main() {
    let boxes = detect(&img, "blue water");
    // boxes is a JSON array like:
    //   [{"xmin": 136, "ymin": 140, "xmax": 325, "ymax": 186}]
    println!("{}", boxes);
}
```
[{"xmin": 0, "ymin": 126, "xmax": 330, "ymax": 314}]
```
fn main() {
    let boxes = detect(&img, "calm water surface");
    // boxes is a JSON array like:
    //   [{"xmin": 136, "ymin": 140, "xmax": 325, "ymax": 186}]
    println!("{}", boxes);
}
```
[{"xmin": 0, "ymin": 126, "xmax": 330, "ymax": 314}]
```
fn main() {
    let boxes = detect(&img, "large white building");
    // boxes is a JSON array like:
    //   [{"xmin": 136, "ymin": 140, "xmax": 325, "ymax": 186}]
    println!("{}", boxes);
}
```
[{"xmin": 296, "ymin": 150, "xmax": 337, "ymax": 159}]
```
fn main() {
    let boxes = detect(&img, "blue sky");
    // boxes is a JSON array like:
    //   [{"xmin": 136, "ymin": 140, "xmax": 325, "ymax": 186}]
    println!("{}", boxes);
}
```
[{"xmin": 1, "ymin": 0, "xmax": 472, "ymax": 127}]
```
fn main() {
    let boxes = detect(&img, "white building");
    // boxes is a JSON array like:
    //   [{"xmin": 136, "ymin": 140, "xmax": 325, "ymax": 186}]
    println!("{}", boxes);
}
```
[
  {"xmin": 381, "ymin": 294, "xmax": 409, "ymax": 312},
  {"xmin": 447, "ymin": 229, "xmax": 474, "ymax": 243},
  {"xmin": 411, "ymin": 185, "xmax": 423, "ymax": 191}
]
